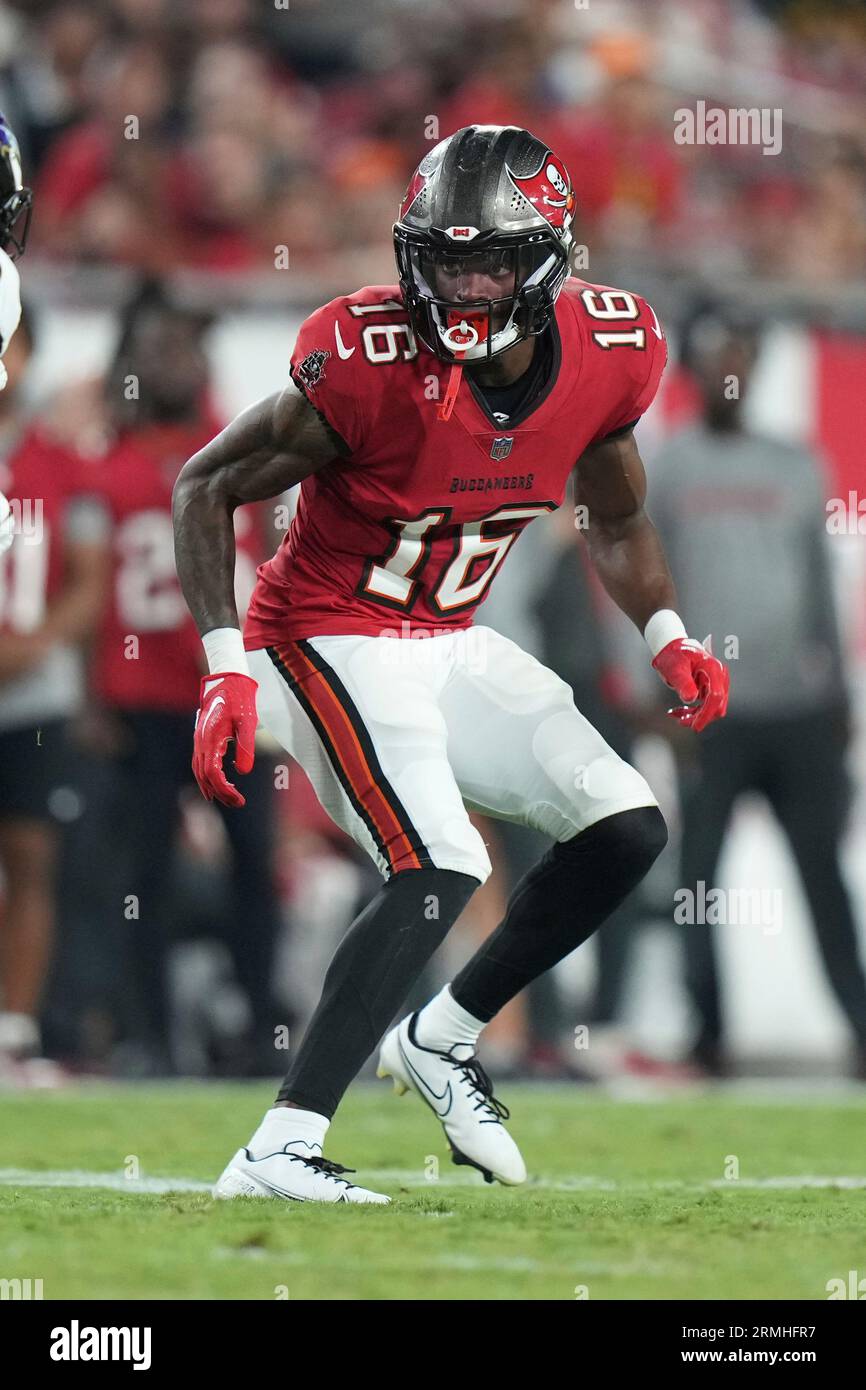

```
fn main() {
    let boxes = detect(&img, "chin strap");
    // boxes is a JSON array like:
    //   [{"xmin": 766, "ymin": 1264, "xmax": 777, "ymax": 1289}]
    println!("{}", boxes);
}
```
[{"xmin": 437, "ymin": 360, "xmax": 464, "ymax": 421}]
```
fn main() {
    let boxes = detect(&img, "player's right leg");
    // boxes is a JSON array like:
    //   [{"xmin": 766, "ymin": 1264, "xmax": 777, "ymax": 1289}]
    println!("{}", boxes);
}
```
[
  {"xmin": 381, "ymin": 627, "xmax": 667, "ymax": 1184},
  {"xmin": 214, "ymin": 632, "xmax": 497, "ymax": 1204}
]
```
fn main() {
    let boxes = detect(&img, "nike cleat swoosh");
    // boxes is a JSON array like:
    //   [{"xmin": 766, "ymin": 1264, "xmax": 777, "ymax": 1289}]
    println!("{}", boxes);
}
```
[
  {"xmin": 378, "ymin": 1016, "xmax": 528, "ymax": 1185},
  {"xmin": 398, "ymin": 1037, "xmax": 454, "ymax": 1117}
]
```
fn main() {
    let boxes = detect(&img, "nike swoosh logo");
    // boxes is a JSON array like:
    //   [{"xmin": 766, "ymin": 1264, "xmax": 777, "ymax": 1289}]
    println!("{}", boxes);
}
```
[
  {"xmin": 238, "ymin": 1147, "xmax": 339, "ymax": 1201},
  {"xmin": 648, "ymin": 305, "xmax": 664, "ymax": 340},
  {"xmin": 199, "ymin": 696, "xmax": 225, "ymax": 738},
  {"xmin": 398, "ymin": 1036, "xmax": 454, "ymax": 1117},
  {"xmin": 334, "ymin": 322, "xmax": 355, "ymax": 359}
]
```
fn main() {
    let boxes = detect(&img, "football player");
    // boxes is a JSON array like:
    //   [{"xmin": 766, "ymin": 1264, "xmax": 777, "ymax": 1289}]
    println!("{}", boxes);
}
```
[
  {"xmin": 88, "ymin": 283, "xmax": 284, "ymax": 1075},
  {"xmin": 0, "ymin": 112, "xmax": 32, "ymax": 556},
  {"xmin": 0, "ymin": 309, "xmax": 110, "ymax": 1080},
  {"xmin": 173, "ymin": 126, "xmax": 729, "ymax": 1203}
]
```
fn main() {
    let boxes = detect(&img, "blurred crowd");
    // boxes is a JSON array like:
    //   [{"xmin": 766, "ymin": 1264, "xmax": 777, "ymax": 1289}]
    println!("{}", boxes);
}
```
[{"xmin": 0, "ymin": 0, "xmax": 865, "ymax": 282}]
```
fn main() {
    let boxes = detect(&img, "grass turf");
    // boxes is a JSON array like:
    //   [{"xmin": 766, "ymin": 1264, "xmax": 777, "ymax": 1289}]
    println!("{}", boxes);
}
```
[{"xmin": 0, "ymin": 1082, "xmax": 864, "ymax": 1300}]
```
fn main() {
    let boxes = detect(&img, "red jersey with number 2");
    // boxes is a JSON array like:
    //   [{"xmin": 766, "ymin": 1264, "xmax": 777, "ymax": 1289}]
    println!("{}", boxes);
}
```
[
  {"xmin": 243, "ymin": 278, "xmax": 667, "ymax": 647},
  {"xmin": 92, "ymin": 421, "xmax": 267, "ymax": 711}
]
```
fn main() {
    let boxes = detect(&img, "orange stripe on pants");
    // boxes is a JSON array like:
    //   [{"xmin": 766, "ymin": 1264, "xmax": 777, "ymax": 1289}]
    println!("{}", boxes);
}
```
[{"xmin": 276, "ymin": 641, "xmax": 426, "ymax": 874}]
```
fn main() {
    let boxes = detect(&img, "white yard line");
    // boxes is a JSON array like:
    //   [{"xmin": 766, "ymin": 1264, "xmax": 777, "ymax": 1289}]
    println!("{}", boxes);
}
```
[
  {"xmin": 1, "ymin": 1167, "xmax": 865, "ymax": 1194},
  {"xmin": 208, "ymin": 1246, "xmax": 667, "ymax": 1276},
  {"xmin": 373, "ymin": 1171, "xmax": 866, "ymax": 1191},
  {"xmin": 0, "ymin": 1168, "xmax": 211, "ymax": 1193}
]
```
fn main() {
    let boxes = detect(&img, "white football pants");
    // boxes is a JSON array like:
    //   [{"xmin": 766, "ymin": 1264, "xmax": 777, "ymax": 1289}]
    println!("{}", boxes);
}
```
[{"xmin": 249, "ymin": 626, "xmax": 657, "ymax": 885}]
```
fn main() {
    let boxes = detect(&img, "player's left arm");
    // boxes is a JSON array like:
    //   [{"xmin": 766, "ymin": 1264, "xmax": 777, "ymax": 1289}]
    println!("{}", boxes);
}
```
[
  {"xmin": 574, "ymin": 430, "xmax": 729, "ymax": 731},
  {"xmin": 574, "ymin": 429, "xmax": 672, "ymax": 632}
]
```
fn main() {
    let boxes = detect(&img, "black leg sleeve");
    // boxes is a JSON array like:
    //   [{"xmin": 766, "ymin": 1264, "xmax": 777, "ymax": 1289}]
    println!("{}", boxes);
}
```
[
  {"xmin": 451, "ymin": 807, "xmax": 668, "ymax": 1022},
  {"xmin": 276, "ymin": 867, "xmax": 479, "ymax": 1117}
]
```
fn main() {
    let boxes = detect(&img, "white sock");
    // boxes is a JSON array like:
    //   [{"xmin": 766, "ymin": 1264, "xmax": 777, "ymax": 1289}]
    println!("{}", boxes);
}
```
[
  {"xmin": 0, "ymin": 1012, "xmax": 40, "ymax": 1055},
  {"xmin": 247, "ymin": 1106, "xmax": 329, "ymax": 1159},
  {"xmin": 415, "ymin": 985, "xmax": 485, "ymax": 1053}
]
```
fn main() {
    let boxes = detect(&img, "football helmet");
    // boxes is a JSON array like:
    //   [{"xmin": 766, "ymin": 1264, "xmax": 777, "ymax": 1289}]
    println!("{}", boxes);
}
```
[
  {"xmin": 394, "ymin": 125, "xmax": 575, "ymax": 364},
  {"xmin": 0, "ymin": 114, "xmax": 32, "ymax": 260}
]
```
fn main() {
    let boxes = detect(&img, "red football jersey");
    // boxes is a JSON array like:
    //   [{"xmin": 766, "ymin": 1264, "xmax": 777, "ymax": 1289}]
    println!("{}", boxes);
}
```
[
  {"xmin": 0, "ymin": 426, "xmax": 86, "ymax": 635},
  {"xmin": 92, "ymin": 420, "xmax": 267, "ymax": 712},
  {"xmin": 244, "ymin": 278, "xmax": 666, "ymax": 647}
]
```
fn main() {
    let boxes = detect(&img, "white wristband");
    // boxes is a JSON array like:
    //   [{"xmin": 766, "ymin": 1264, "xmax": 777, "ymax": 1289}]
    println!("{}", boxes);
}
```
[
  {"xmin": 644, "ymin": 609, "xmax": 688, "ymax": 657},
  {"xmin": 202, "ymin": 627, "xmax": 250, "ymax": 676}
]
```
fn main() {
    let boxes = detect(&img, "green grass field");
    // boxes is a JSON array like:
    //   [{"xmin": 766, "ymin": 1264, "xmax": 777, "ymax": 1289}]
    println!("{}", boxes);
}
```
[{"xmin": 1, "ymin": 1082, "xmax": 865, "ymax": 1300}]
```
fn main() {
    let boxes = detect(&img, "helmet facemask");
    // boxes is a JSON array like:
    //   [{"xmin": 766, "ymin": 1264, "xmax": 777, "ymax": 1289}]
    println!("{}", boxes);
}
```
[
  {"xmin": 0, "ymin": 187, "xmax": 32, "ymax": 260},
  {"xmin": 0, "ymin": 119, "xmax": 32, "ymax": 261},
  {"xmin": 395, "ymin": 228, "xmax": 569, "ymax": 364}
]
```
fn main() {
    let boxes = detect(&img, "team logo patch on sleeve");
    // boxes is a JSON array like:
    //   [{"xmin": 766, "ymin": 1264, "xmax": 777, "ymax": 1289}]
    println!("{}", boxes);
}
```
[
  {"xmin": 296, "ymin": 349, "xmax": 331, "ymax": 391},
  {"xmin": 490, "ymin": 436, "xmax": 514, "ymax": 461}
]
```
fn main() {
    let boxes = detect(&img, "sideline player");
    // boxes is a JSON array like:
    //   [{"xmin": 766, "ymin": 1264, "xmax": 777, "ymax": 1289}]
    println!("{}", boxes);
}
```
[
  {"xmin": 173, "ymin": 126, "xmax": 729, "ymax": 1203},
  {"xmin": 0, "ymin": 329, "xmax": 108, "ymax": 1080},
  {"xmin": 90, "ymin": 283, "xmax": 285, "ymax": 1075}
]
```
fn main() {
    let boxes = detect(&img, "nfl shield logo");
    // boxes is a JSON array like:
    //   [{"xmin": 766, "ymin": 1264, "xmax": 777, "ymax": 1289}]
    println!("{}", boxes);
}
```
[{"xmin": 490, "ymin": 436, "xmax": 514, "ymax": 462}]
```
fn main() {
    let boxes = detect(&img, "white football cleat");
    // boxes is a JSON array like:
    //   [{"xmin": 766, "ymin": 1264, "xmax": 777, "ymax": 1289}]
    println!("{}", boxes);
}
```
[
  {"xmin": 377, "ymin": 1013, "xmax": 527, "ymax": 1186},
  {"xmin": 213, "ymin": 1141, "xmax": 390, "ymax": 1204}
]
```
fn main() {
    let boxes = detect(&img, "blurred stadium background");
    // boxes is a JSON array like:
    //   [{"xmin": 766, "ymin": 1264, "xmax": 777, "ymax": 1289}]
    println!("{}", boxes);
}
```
[{"xmin": 1, "ymin": 0, "xmax": 865, "ymax": 1090}]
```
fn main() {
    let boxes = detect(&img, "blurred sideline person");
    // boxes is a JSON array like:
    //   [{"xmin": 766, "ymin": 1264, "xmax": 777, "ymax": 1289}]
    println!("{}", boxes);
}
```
[
  {"xmin": 651, "ymin": 307, "xmax": 866, "ymax": 1076},
  {"xmin": 0, "ymin": 110, "xmax": 33, "ymax": 549},
  {"xmin": 86, "ymin": 282, "xmax": 285, "ymax": 1075},
  {"xmin": 0, "ymin": 311, "xmax": 109, "ymax": 1080}
]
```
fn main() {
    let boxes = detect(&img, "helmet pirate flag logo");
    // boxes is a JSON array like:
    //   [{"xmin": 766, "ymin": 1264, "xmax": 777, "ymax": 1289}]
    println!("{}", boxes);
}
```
[
  {"xmin": 394, "ymin": 126, "xmax": 575, "ymax": 370},
  {"xmin": 508, "ymin": 153, "xmax": 575, "ymax": 230}
]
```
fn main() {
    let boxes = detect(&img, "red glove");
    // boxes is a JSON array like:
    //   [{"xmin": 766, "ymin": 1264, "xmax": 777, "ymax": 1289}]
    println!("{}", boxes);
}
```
[
  {"xmin": 652, "ymin": 637, "xmax": 730, "ymax": 733},
  {"xmin": 192, "ymin": 672, "xmax": 259, "ymax": 807}
]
